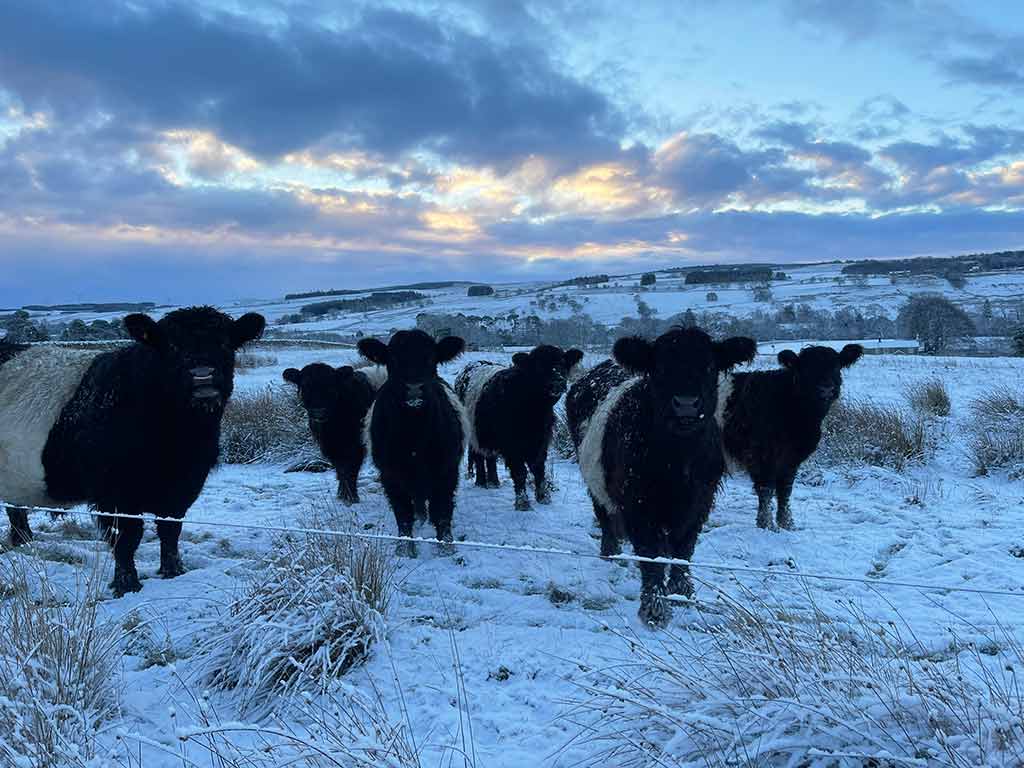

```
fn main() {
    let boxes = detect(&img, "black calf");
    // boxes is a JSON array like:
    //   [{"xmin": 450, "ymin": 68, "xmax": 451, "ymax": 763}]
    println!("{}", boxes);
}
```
[
  {"xmin": 283, "ymin": 363, "xmax": 381, "ymax": 504},
  {"xmin": 718, "ymin": 343, "xmax": 863, "ymax": 529},
  {"xmin": 358, "ymin": 330, "xmax": 466, "ymax": 557}
]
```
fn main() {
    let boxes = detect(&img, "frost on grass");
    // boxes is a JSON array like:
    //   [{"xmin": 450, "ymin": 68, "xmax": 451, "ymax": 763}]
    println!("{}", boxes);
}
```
[
  {"xmin": 220, "ymin": 383, "xmax": 319, "ymax": 466},
  {"xmin": 0, "ymin": 558, "xmax": 122, "ymax": 768},
  {"xmin": 816, "ymin": 397, "xmax": 926, "ymax": 470},
  {"xmin": 965, "ymin": 387, "xmax": 1024, "ymax": 476},
  {"xmin": 906, "ymin": 377, "xmax": 952, "ymax": 418},
  {"xmin": 199, "ymin": 499, "xmax": 393, "ymax": 717},
  {"xmin": 565, "ymin": 585, "xmax": 1024, "ymax": 768}
]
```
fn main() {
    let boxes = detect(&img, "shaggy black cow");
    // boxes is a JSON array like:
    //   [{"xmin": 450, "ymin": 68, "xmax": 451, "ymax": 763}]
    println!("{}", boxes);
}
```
[
  {"xmin": 566, "ymin": 327, "xmax": 756, "ymax": 626},
  {"xmin": 282, "ymin": 363, "xmax": 386, "ymax": 504},
  {"xmin": 358, "ymin": 330, "xmax": 466, "ymax": 557},
  {"xmin": 718, "ymin": 343, "xmax": 863, "ymax": 530},
  {"xmin": 454, "ymin": 345, "xmax": 583, "ymax": 510},
  {"xmin": 0, "ymin": 307, "xmax": 265, "ymax": 596}
]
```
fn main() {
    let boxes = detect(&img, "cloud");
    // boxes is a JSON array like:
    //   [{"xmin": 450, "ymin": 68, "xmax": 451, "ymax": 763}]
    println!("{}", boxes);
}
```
[{"xmin": 0, "ymin": 1, "xmax": 624, "ymax": 169}]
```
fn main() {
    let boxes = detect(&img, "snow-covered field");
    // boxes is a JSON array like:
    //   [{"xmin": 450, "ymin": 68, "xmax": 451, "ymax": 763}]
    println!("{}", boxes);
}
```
[
  {"xmin": 4, "ymin": 345, "xmax": 1024, "ymax": 766},
  {"xmin": 19, "ymin": 261, "xmax": 1024, "ymax": 338}
]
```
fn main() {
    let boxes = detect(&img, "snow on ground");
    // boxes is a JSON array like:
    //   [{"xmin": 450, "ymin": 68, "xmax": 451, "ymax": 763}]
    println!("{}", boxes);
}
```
[{"xmin": 4, "ymin": 346, "xmax": 1024, "ymax": 766}]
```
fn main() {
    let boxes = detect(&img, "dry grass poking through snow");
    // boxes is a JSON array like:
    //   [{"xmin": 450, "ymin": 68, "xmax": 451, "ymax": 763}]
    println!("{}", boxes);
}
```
[
  {"xmin": 0, "ymin": 557, "xmax": 122, "ymax": 768},
  {"xmin": 220, "ymin": 383, "xmax": 318, "ymax": 465},
  {"xmin": 234, "ymin": 350, "xmax": 280, "ymax": 370},
  {"xmin": 565, "ymin": 583, "xmax": 1024, "ymax": 768},
  {"xmin": 816, "ymin": 398, "xmax": 926, "ymax": 471},
  {"xmin": 199, "ymin": 497, "xmax": 394, "ymax": 717},
  {"xmin": 965, "ymin": 387, "xmax": 1024, "ymax": 476},
  {"xmin": 906, "ymin": 377, "xmax": 952, "ymax": 418}
]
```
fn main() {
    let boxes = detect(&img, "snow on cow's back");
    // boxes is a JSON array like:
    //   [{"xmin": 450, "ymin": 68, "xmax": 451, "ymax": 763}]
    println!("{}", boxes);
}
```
[{"xmin": 0, "ymin": 345, "xmax": 99, "ymax": 507}]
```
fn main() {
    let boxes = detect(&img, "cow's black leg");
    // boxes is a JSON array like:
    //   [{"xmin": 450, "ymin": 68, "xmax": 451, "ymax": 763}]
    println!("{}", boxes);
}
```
[
  {"xmin": 381, "ymin": 477, "xmax": 417, "ymax": 558},
  {"xmin": 529, "ymin": 455, "xmax": 550, "ymax": 504},
  {"xmin": 591, "ymin": 496, "xmax": 621, "ymax": 558},
  {"xmin": 6, "ymin": 505, "xmax": 33, "ymax": 547},
  {"xmin": 776, "ymin": 470, "xmax": 796, "ymax": 530},
  {"xmin": 754, "ymin": 481, "xmax": 776, "ymax": 530},
  {"xmin": 156, "ymin": 516, "xmax": 186, "ymax": 579},
  {"xmin": 507, "ymin": 457, "xmax": 531, "ymax": 511},
  {"xmin": 485, "ymin": 456, "xmax": 500, "ymax": 488},
  {"xmin": 413, "ymin": 497, "xmax": 428, "ymax": 523},
  {"xmin": 630, "ymin": 516, "xmax": 670, "ymax": 627},
  {"xmin": 99, "ymin": 510, "xmax": 144, "ymax": 597},
  {"xmin": 471, "ymin": 451, "xmax": 488, "ymax": 487},
  {"xmin": 336, "ymin": 464, "xmax": 359, "ymax": 506},
  {"xmin": 428, "ymin": 470, "xmax": 457, "ymax": 555}
]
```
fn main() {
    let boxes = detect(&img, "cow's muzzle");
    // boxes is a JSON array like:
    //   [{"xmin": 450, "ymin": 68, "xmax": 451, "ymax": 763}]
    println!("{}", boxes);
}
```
[
  {"xmin": 405, "ymin": 382, "xmax": 425, "ymax": 408},
  {"xmin": 190, "ymin": 366, "xmax": 221, "ymax": 401}
]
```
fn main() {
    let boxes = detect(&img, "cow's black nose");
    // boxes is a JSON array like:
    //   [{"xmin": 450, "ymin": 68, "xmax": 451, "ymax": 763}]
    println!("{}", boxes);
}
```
[
  {"xmin": 817, "ymin": 385, "xmax": 838, "ymax": 400},
  {"xmin": 191, "ymin": 366, "xmax": 215, "ymax": 381},
  {"xmin": 672, "ymin": 395, "xmax": 701, "ymax": 419}
]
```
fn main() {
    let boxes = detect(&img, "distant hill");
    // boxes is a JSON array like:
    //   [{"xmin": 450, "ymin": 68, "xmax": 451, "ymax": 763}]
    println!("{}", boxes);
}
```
[
  {"xmin": 284, "ymin": 282, "xmax": 470, "ymax": 301},
  {"xmin": 22, "ymin": 302, "xmax": 157, "ymax": 313}
]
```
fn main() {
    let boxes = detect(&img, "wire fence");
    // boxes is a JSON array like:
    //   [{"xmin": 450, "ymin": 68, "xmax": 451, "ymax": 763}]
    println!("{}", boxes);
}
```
[{"xmin": 7, "ymin": 501, "xmax": 1023, "ymax": 600}]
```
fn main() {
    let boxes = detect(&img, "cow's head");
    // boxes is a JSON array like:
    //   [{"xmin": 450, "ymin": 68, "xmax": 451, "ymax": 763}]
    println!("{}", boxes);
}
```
[
  {"xmin": 282, "ymin": 363, "xmax": 356, "ymax": 426},
  {"xmin": 358, "ymin": 329, "xmax": 464, "ymax": 409},
  {"xmin": 778, "ymin": 343, "xmax": 863, "ymax": 410},
  {"xmin": 124, "ymin": 307, "xmax": 265, "ymax": 413},
  {"xmin": 512, "ymin": 344, "xmax": 584, "ymax": 401},
  {"xmin": 614, "ymin": 326, "xmax": 756, "ymax": 435}
]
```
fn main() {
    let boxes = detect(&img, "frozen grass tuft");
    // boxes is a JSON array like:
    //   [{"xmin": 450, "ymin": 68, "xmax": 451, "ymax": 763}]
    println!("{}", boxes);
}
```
[
  {"xmin": 564, "ymin": 583, "xmax": 1024, "ymax": 768},
  {"xmin": 220, "ymin": 383, "xmax": 319, "ymax": 465},
  {"xmin": 816, "ymin": 398, "xmax": 926, "ymax": 470},
  {"xmin": 234, "ymin": 350, "xmax": 279, "ymax": 370},
  {"xmin": 0, "ymin": 557, "xmax": 122, "ymax": 768},
  {"xmin": 906, "ymin": 377, "xmax": 952, "ymax": 417},
  {"xmin": 964, "ymin": 387, "xmax": 1024, "ymax": 475},
  {"xmin": 199, "ymin": 497, "xmax": 394, "ymax": 717}
]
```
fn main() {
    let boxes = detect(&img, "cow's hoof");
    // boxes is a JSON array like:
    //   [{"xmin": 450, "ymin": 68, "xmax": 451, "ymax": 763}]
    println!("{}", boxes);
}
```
[
  {"xmin": 474, "ymin": 478, "xmax": 489, "ymax": 488},
  {"xmin": 8, "ymin": 526, "xmax": 33, "ymax": 547},
  {"xmin": 756, "ymin": 514, "xmax": 778, "ymax": 531},
  {"xmin": 638, "ymin": 588, "xmax": 671, "ymax": 628},
  {"xmin": 776, "ymin": 513, "xmax": 795, "ymax": 531},
  {"xmin": 535, "ymin": 494, "xmax": 552, "ymax": 506},
  {"xmin": 110, "ymin": 569, "xmax": 143, "ymax": 597},
  {"xmin": 514, "ymin": 496, "xmax": 532, "ymax": 512},
  {"xmin": 395, "ymin": 539, "xmax": 418, "ymax": 559},
  {"xmin": 486, "ymin": 479, "xmax": 501, "ymax": 489},
  {"xmin": 157, "ymin": 555, "xmax": 186, "ymax": 579}
]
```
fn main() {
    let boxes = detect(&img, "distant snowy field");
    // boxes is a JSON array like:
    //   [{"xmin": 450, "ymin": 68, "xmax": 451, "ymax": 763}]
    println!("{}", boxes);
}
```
[
  {"xmin": 6, "ymin": 346, "xmax": 1024, "ymax": 766},
  {"xmin": 20, "ymin": 261, "xmax": 1024, "ymax": 338}
]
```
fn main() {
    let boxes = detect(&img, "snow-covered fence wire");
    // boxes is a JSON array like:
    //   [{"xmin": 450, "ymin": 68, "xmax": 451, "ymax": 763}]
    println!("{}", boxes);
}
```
[{"xmin": 13, "ymin": 504, "xmax": 1024, "ymax": 601}]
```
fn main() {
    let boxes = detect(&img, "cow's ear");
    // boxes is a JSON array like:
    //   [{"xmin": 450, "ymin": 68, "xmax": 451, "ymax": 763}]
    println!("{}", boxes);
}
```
[
  {"xmin": 436, "ymin": 336, "xmax": 465, "ymax": 364},
  {"xmin": 124, "ymin": 314, "xmax": 164, "ymax": 348},
  {"xmin": 231, "ymin": 313, "xmax": 266, "ymax": 349},
  {"xmin": 715, "ymin": 337, "xmax": 757, "ymax": 371},
  {"xmin": 565, "ymin": 348, "xmax": 584, "ymax": 369},
  {"xmin": 778, "ymin": 349, "xmax": 799, "ymax": 369},
  {"xmin": 839, "ymin": 343, "xmax": 864, "ymax": 368},
  {"xmin": 282, "ymin": 368, "xmax": 302, "ymax": 385},
  {"xmin": 613, "ymin": 336, "xmax": 655, "ymax": 374},
  {"xmin": 336, "ymin": 365, "xmax": 354, "ymax": 378},
  {"xmin": 358, "ymin": 338, "xmax": 389, "ymax": 365},
  {"xmin": 512, "ymin": 352, "xmax": 530, "ymax": 367}
]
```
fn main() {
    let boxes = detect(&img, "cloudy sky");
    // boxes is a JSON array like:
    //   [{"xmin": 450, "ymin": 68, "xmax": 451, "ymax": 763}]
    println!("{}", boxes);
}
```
[{"xmin": 1, "ymin": 0, "xmax": 1023, "ymax": 305}]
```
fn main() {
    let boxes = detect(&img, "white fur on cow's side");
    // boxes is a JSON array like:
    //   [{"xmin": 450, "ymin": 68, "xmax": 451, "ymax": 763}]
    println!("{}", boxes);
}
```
[
  {"xmin": 359, "ymin": 365, "xmax": 388, "ymax": 392},
  {"xmin": 578, "ymin": 376, "xmax": 640, "ymax": 517},
  {"xmin": 0, "ymin": 347, "xmax": 98, "ymax": 507},
  {"xmin": 714, "ymin": 372, "xmax": 745, "ymax": 476},
  {"xmin": 361, "ymin": 382, "xmax": 470, "ymax": 468},
  {"xmin": 460, "ymin": 363, "xmax": 503, "ymax": 455}
]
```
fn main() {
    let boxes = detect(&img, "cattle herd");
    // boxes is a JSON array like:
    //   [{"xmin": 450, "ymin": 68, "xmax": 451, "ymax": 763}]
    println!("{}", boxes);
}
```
[{"xmin": 0, "ymin": 306, "xmax": 864, "ymax": 626}]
